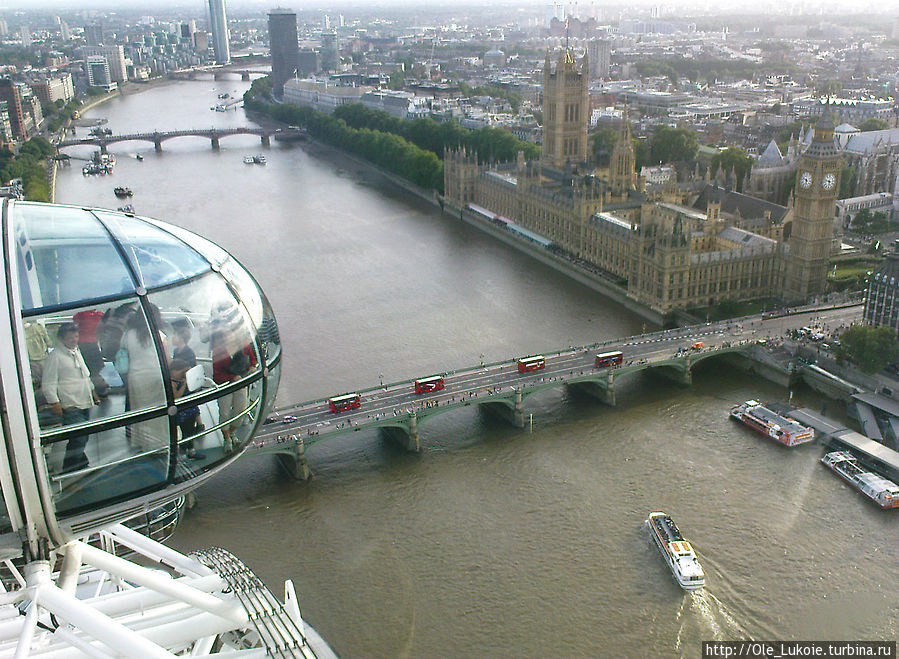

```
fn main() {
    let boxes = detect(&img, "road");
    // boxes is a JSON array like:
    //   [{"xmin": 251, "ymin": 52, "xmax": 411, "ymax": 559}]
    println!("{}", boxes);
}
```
[{"xmin": 254, "ymin": 304, "xmax": 863, "ymax": 447}]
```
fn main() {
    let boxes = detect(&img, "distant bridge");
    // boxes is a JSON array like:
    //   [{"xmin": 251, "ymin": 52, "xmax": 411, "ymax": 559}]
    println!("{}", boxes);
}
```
[
  {"xmin": 56, "ymin": 127, "xmax": 305, "ymax": 153},
  {"xmin": 167, "ymin": 65, "xmax": 270, "ymax": 81},
  {"xmin": 248, "ymin": 304, "xmax": 862, "ymax": 480}
]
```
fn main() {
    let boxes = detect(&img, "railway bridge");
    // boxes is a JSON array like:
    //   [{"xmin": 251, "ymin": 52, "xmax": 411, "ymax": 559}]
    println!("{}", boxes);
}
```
[
  {"xmin": 55, "ymin": 127, "xmax": 305, "ymax": 153},
  {"xmin": 250, "ymin": 304, "xmax": 861, "ymax": 479}
]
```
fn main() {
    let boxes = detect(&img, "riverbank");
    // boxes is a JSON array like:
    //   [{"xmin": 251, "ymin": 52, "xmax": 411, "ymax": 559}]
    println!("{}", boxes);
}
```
[
  {"xmin": 249, "ymin": 107, "xmax": 673, "ymax": 325},
  {"xmin": 292, "ymin": 133, "xmax": 674, "ymax": 325},
  {"xmin": 49, "ymin": 89, "xmax": 120, "ymax": 203},
  {"xmin": 49, "ymin": 78, "xmax": 188, "ymax": 202}
]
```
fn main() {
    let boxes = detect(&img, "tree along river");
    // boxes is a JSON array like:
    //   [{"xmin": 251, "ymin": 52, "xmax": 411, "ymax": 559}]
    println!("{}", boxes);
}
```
[{"xmin": 55, "ymin": 78, "xmax": 897, "ymax": 658}]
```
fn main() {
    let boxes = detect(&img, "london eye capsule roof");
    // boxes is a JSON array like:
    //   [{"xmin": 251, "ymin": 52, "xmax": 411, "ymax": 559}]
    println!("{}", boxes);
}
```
[{"xmin": 0, "ymin": 200, "xmax": 281, "ymax": 558}]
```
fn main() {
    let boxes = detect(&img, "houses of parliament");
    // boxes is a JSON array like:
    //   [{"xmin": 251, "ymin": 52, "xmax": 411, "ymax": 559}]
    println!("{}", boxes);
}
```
[{"xmin": 443, "ymin": 49, "xmax": 842, "ymax": 314}]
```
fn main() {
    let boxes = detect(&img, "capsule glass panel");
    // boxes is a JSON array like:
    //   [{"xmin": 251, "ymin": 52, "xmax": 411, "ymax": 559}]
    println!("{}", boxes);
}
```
[
  {"xmin": 0, "ymin": 484, "xmax": 12, "ymax": 535},
  {"xmin": 13, "ymin": 203, "xmax": 134, "ymax": 312},
  {"xmin": 93, "ymin": 210, "xmax": 211, "ymax": 290},
  {"xmin": 146, "ymin": 273, "xmax": 260, "ymax": 393},
  {"xmin": 28, "ymin": 300, "xmax": 148, "ymax": 434},
  {"xmin": 143, "ymin": 217, "xmax": 230, "ymax": 268},
  {"xmin": 6, "ymin": 202, "xmax": 280, "ymax": 527}
]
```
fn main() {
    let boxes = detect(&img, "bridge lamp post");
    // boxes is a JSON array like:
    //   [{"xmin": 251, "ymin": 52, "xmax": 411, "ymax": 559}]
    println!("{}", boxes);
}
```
[
  {"xmin": 379, "ymin": 372, "xmax": 384, "ymax": 387},
  {"xmin": 480, "ymin": 353, "xmax": 485, "ymax": 367}
]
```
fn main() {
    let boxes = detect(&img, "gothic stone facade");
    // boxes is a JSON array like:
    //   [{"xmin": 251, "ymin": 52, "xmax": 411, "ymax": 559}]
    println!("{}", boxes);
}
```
[
  {"xmin": 442, "ymin": 52, "xmax": 838, "ymax": 314},
  {"xmin": 445, "ymin": 147, "xmax": 788, "ymax": 314}
]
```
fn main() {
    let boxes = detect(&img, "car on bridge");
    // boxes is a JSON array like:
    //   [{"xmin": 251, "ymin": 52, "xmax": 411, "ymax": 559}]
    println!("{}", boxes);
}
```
[{"xmin": 691, "ymin": 341, "xmax": 705, "ymax": 350}]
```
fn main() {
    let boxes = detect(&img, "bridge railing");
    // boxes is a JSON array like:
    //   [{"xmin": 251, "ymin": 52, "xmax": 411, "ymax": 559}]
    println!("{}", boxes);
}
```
[{"xmin": 267, "ymin": 302, "xmax": 863, "ymax": 417}]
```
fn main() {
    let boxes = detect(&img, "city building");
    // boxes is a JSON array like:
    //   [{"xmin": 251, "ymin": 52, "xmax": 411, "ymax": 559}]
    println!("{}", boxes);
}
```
[
  {"xmin": 282, "ymin": 78, "xmax": 370, "ymax": 113},
  {"xmin": 640, "ymin": 165, "xmax": 675, "ymax": 186},
  {"xmin": 793, "ymin": 97, "xmax": 893, "ymax": 123},
  {"xmin": 782, "ymin": 114, "xmax": 843, "ymax": 302},
  {"xmin": 193, "ymin": 31, "xmax": 210, "ymax": 54},
  {"xmin": 208, "ymin": 0, "xmax": 231, "ymax": 65},
  {"xmin": 443, "ymin": 49, "xmax": 838, "ymax": 314},
  {"xmin": 83, "ymin": 22, "xmax": 103, "ymax": 46},
  {"xmin": 483, "ymin": 48, "xmax": 505, "ymax": 67},
  {"xmin": 297, "ymin": 48, "xmax": 320, "ymax": 76},
  {"xmin": 841, "ymin": 127, "xmax": 899, "ymax": 198},
  {"xmin": 587, "ymin": 38, "xmax": 611, "ymax": 79},
  {"xmin": 864, "ymin": 253, "xmax": 899, "ymax": 333},
  {"xmin": 745, "ymin": 138, "xmax": 800, "ymax": 206},
  {"xmin": 180, "ymin": 20, "xmax": 196, "ymax": 39},
  {"xmin": 835, "ymin": 192, "xmax": 895, "ymax": 227},
  {"xmin": 0, "ymin": 81, "xmax": 40, "ymax": 139},
  {"xmin": 0, "ymin": 101, "xmax": 13, "ymax": 147},
  {"xmin": 0, "ymin": 79, "xmax": 27, "ymax": 140},
  {"xmin": 21, "ymin": 86, "xmax": 42, "ymax": 135},
  {"xmin": 268, "ymin": 8, "xmax": 299, "ymax": 97},
  {"xmin": 320, "ymin": 31, "xmax": 339, "ymax": 72},
  {"xmin": 86, "ymin": 55, "xmax": 117, "ymax": 92},
  {"xmin": 361, "ymin": 89, "xmax": 417, "ymax": 119},
  {"xmin": 541, "ymin": 49, "xmax": 589, "ymax": 169},
  {"xmin": 81, "ymin": 45, "xmax": 127, "ymax": 83},
  {"xmin": 30, "ymin": 72, "xmax": 75, "ymax": 106}
]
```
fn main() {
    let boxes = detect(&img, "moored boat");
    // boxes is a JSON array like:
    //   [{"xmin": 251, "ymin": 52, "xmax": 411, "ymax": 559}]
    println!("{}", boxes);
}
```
[
  {"xmin": 243, "ymin": 156, "xmax": 255, "ymax": 164},
  {"xmin": 253, "ymin": 154, "xmax": 266, "ymax": 164},
  {"xmin": 647, "ymin": 512, "xmax": 705, "ymax": 590},
  {"xmin": 821, "ymin": 451, "xmax": 899, "ymax": 509},
  {"xmin": 113, "ymin": 186, "xmax": 133, "ymax": 198},
  {"xmin": 729, "ymin": 400, "xmax": 815, "ymax": 446}
]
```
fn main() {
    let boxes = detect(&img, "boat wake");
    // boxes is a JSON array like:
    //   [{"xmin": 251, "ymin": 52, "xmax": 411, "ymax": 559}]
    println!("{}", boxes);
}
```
[{"xmin": 674, "ymin": 589, "xmax": 748, "ymax": 654}]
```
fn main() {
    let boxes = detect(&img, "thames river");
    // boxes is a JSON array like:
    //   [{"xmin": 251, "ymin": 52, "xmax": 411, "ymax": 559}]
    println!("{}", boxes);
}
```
[{"xmin": 55, "ymin": 78, "xmax": 897, "ymax": 658}]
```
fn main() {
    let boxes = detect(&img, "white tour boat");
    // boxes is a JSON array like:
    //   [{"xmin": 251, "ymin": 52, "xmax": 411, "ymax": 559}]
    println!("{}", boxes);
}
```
[{"xmin": 647, "ymin": 512, "xmax": 705, "ymax": 590}]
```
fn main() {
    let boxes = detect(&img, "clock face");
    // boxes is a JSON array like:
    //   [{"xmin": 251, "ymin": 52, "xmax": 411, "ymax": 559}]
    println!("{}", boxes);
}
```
[
  {"xmin": 799, "ymin": 171, "xmax": 812, "ymax": 189},
  {"xmin": 822, "ymin": 173, "xmax": 836, "ymax": 190}
]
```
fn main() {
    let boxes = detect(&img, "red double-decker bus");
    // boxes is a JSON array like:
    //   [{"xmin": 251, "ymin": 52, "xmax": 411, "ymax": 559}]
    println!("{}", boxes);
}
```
[
  {"xmin": 328, "ymin": 393, "xmax": 361, "ymax": 413},
  {"xmin": 414, "ymin": 375, "xmax": 445, "ymax": 394},
  {"xmin": 595, "ymin": 351, "xmax": 624, "ymax": 368},
  {"xmin": 517, "ymin": 355, "xmax": 546, "ymax": 373}
]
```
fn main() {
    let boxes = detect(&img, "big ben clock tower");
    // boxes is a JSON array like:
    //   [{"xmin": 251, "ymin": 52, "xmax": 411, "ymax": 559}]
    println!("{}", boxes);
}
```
[{"xmin": 783, "ymin": 112, "xmax": 841, "ymax": 302}]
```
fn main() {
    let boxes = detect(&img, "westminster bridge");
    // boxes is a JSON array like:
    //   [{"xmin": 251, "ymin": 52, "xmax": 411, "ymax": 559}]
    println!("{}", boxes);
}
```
[
  {"xmin": 249, "ymin": 304, "xmax": 862, "ymax": 479},
  {"xmin": 55, "ymin": 127, "xmax": 307, "ymax": 153}
]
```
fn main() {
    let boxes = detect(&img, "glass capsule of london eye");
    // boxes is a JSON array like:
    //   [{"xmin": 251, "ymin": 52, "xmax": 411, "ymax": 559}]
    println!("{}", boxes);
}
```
[{"xmin": 0, "ymin": 200, "xmax": 281, "ymax": 557}]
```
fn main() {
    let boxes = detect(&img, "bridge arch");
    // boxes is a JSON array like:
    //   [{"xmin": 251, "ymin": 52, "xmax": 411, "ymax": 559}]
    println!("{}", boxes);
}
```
[{"xmin": 56, "ymin": 127, "xmax": 276, "ymax": 153}]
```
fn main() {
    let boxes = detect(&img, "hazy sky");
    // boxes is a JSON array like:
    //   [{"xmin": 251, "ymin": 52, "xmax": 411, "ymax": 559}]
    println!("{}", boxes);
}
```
[{"xmin": 4, "ymin": 0, "xmax": 899, "ymax": 13}]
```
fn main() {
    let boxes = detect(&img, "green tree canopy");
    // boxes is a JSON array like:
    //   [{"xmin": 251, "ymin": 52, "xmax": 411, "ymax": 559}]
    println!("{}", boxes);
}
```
[
  {"xmin": 838, "ymin": 325, "xmax": 899, "ymax": 373},
  {"xmin": 650, "ymin": 126, "xmax": 699, "ymax": 165},
  {"xmin": 857, "ymin": 118, "xmax": 889, "ymax": 132},
  {"xmin": 633, "ymin": 138, "xmax": 651, "ymax": 171},
  {"xmin": 590, "ymin": 126, "xmax": 618, "ymax": 164},
  {"xmin": 244, "ymin": 79, "xmax": 538, "ymax": 191},
  {"xmin": 711, "ymin": 147, "xmax": 752, "ymax": 190},
  {"xmin": 590, "ymin": 125, "xmax": 648, "ymax": 170},
  {"xmin": 839, "ymin": 163, "xmax": 855, "ymax": 199},
  {"xmin": 387, "ymin": 71, "xmax": 404, "ymax": 91}
]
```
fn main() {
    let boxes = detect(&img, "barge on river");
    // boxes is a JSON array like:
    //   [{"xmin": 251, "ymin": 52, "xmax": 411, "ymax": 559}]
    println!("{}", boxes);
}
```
[
  {"xmin": 729, "ymin": 400, "xmax": 815, "ymax": 447},
  {"xmin": 821, "ymin": 451, "xmax": 899, "ymax": 509}
]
